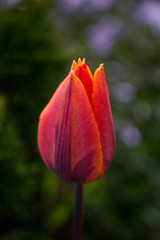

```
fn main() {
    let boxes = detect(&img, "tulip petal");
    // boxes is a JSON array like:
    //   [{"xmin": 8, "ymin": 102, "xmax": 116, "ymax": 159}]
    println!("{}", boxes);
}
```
[
  {"xmin": 38, "ymin": 74, "xmax": 73, "ymax": 180},
  {"xmin": 73, "ymin": 61, "xmax": 93, "ymax": 102},
  {"xmin": 70, "ymin": 71, "xmax": 103, "ymax": 183},
  {"xmin": 92, "ymin": 64, "xmax": 115, "ymax": 175}
]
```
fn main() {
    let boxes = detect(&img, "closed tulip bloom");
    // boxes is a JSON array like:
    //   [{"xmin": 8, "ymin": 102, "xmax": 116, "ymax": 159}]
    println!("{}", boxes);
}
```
[{"xmin": 38, "ymin": 59, "xmax": 115, "ymax": 183}]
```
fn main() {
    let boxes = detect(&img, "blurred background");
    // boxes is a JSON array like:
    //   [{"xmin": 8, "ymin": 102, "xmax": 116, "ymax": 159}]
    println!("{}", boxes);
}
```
[{"xmin": 0, "ymin": 0, "xmax": 160, "ymax": 239}]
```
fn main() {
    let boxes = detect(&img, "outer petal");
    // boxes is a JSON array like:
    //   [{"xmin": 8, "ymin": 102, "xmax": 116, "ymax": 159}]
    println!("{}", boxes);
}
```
[
  {"xmin": 70, "ymin": 71, "xmax": 103, "ymax": 183},
  {"xmin": 38, "ymin": 74, "xmax": 72, "ymax": 180},
  {"xmin": 92, "ymin": 64, "xmax": 115, "ymax": 175}
]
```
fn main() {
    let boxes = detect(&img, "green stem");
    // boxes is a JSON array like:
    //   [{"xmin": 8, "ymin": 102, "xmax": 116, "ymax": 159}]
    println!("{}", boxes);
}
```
[{"xmin": 72, "ymin": 183, "xmax": 83, "ymax": 240}]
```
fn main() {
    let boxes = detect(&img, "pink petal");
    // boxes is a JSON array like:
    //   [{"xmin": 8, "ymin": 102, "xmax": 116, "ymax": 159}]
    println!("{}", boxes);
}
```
[
  {"xmin": 92, "ymin": 64, "xmax": 115, "ymax": 175},
  {"xmin": 38, "ymin": 74, "xmax": 72, "ymax": 180},
  {"xmin": 70, "ymin": 71, "xmax": 103, "ymax": 183}
]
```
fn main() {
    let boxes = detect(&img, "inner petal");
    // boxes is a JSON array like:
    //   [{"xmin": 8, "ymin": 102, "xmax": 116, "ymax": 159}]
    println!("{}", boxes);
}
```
[{"xmin": 73, "ymin": 62, "xmax": 93, "ymax": 102}]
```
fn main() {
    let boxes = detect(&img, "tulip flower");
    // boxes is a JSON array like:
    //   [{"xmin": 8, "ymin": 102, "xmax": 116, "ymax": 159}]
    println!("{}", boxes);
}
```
[{"xmin": 38, "ymin": 58, "xmax": 115, "ymax": 184}]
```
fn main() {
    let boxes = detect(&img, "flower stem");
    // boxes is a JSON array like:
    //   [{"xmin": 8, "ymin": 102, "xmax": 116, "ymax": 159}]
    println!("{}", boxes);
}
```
[{"xmin": 72, "ymin": 183, "xmax": 83, "ymax": 240}]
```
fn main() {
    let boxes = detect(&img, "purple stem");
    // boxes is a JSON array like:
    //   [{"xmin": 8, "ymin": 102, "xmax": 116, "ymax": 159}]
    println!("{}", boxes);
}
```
[{"xmin": 72, "ymin": 183, "xmax": 83, "ymax": 240}]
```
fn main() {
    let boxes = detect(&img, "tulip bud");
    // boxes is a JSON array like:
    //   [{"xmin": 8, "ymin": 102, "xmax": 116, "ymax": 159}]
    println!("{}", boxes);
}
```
[{"xmin": 38, "ymin": 58, "xmax": 115, "ymax": 183}]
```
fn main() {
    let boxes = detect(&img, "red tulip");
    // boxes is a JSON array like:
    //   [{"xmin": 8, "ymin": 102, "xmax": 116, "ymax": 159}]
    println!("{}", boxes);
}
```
[{"xmin": 38, "ymin": 59, "xmax": 115, "ymax": 183}]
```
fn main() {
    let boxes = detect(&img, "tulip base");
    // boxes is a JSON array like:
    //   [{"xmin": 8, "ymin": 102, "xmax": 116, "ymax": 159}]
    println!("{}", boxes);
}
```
[{"xmin": 72, "ymin": 183, "xmax": 83, "ymax": 240}]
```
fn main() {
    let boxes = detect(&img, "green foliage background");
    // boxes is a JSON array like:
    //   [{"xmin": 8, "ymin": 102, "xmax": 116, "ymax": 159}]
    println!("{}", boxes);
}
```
[{"xmin": 0, "ymin": 0, "xmax": 160, "ymax": 239}]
